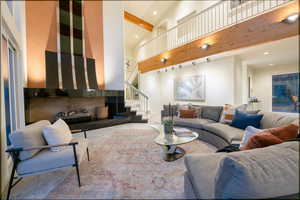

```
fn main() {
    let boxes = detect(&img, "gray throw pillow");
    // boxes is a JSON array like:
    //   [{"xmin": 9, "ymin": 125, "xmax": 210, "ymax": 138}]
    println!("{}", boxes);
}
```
[
  {"xmin": 215, "ymin": 142, "xmax": 299, "ymax": 199},
  {"xmin": 201, "ymin": 106, "xmax": 223, "ymax": 122},
  {"xmin": 9, "ymin": 120, "xmax": 51, "ymax": 160}
]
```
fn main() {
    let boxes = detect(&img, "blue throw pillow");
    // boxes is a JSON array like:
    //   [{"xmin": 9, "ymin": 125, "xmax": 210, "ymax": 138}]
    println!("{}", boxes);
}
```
[{"xmin": 231, "ymin": 110, "xmax": 263, "ymax": 130}]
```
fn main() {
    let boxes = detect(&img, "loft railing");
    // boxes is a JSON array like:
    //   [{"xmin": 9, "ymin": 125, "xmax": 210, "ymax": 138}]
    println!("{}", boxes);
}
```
[
  {"xmin": 124, "ymin": 81, "xmax": 149, "ymax": 114},
  {"xmin": 136, "ymin": 0, "xmax": 293, "ymax": 62}
]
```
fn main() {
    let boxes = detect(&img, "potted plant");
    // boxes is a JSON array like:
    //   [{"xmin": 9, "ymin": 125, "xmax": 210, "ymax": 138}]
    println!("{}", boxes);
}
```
[{"xmin": 162, "ymin": 103, "xmax": 175, "ymax": 134}]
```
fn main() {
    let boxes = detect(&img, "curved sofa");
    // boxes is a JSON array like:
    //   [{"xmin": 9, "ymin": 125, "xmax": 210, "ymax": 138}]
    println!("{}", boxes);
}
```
[
  {"xmin": 162, "ymin": 106, "xmax": 300, "ymax": 199},
  {"xmin": 162, "ymin": 105, "xmax": 299, "ymax": 149}
]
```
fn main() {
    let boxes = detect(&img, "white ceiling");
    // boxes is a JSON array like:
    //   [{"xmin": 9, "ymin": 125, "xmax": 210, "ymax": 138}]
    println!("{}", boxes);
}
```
[
  {"xmin": 190, "ymin": 36, "xmax": 299, "ymax": 69},
  {"xmin": 239, "ymin": 36, "xmax": 299, "ymax": 68},
  {"xmin": 123, "ymin": 1, "xmax": 178, "ymax": 54}
]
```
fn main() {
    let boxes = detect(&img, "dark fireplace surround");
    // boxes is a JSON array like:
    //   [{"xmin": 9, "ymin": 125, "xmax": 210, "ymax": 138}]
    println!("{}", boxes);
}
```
[{"xmin": 24, "ymin": 88, "xmax": 130, "ymax": 129}]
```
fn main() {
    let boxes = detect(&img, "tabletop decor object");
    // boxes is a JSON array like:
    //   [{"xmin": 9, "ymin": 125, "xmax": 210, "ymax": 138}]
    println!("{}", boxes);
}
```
[{"xmin": 162, "ymin": 103, "xmax": 175, "ymax": 134}]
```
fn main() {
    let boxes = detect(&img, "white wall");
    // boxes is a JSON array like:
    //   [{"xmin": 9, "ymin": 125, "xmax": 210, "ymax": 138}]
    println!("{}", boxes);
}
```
[
  {"xmin": 103, "ymin": 1, "xmax": 124, "ymax": 90},
  {"xmin": 140, "ymin": 56, "xmax": 237, "ymax": 120},
  {"xmin": 251, "ymin": 64, "xmax": 298, "ymax": 112}
]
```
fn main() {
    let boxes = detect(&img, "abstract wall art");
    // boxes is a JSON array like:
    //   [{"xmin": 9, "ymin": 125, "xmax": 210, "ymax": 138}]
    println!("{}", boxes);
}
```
[{"xmin": 174, "ymin": 75, "xmax": 205, "ymax": 101}]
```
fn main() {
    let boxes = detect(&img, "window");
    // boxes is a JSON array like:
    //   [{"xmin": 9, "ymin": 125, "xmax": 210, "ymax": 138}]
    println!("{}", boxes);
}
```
[
  {"xmin": 6, "ymin": 0, "xmax": 13, "ymax": 15},
  {"xmin": 1, "ymin": 36, "xmax": 18, "ymax": 145},
  {"xmin": 272, "ymin": 73, "xmax": 299, "ymax": 113}
]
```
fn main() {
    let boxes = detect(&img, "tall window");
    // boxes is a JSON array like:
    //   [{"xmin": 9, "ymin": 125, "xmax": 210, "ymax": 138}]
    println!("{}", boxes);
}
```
[
  {"xmin": 1, "ymin": 36, "xmax": 18, "ymax": 145},
  {"xmin": 272, "ymin": 73, "xmax": 299, "ymax": 113},
  {"xmin": 6, "ymin": 0, "xmax": 13, "ymax": 15}
]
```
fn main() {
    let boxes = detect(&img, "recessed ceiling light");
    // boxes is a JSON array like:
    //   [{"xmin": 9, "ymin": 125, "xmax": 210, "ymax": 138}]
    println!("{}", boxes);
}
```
[
  {"xmin": 282, "ymin": 13, "xmax": 299, "ymax": 23},
  {"xmin": 269, "ymin": 64, "xmax": 274, "ymax": 66},
  {"xmin": 153, "ymin": 11, "xmax": 157, "ymax": 15},
  {"xmin": 135, "ymin": 35, "xmax": 139, "ymax": 39},
  {"xmin": 201, "ymin": 43, "xmax": 210, "ymax": 50},
  {"xmin": 264, "ymin": 51, "xmax": 270, "ymax": 55}
]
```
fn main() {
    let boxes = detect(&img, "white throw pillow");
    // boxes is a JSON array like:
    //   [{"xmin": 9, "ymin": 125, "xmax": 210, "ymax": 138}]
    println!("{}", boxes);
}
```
[
  {"xmin": 239, "ymin": 126, "xmax": 263, "ymax": 148},
  {"xmin": 220, "ymin": 104, "xmax": 248, "ymax": 124},
  {"xmin": 42, "ymin": 119, "xmax": 72, "ymax": 152}
]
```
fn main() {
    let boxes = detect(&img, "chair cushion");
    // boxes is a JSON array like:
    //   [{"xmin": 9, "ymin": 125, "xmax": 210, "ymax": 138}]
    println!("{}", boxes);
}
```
[
  {"xmin": 9, "ymin": 120, "xmax": 51, "ymax": 161},
  {"xmin": 201, "ymin": 106, "xmax": 223, "ymax": 122},
  {"xmin": 184, "ymin": 153, "xmax": 226, "ymax": 199},
  {"xmin": 260, "ymin": 112, "xmax": 299, "ymax": 129},
  {"xmin": 202, "ymin": 123, "xmax": 244, "ymax": 143},
  {"xmin": 17, "ymin": 138, "xmax": 88, "ymax": 176},
  {"xmin": 231, "ymin": 110, "xmax": 263, "ymax": 130},
  {"xmin": 215, "ymin": 142, "xmax": 299, "ymax": 199},
  {"xmin": 174, "ymin": 117, "xmax": 215, "ymax": 129},
  {"xmin": 43, "ymin": 119, "xmax": 73, "ymax": 152}
]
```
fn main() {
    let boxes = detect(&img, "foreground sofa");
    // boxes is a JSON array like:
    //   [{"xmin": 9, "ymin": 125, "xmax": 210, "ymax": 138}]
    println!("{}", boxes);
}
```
[
  {"xmin": 184, "ymin": 141, "xmax": 299, "ymax": 199},
  {"xmin": 162, "ymin": 105, "xmax": 299, "ymax": 149},
  {"xmin": 163, "ymin": 105, "xmax": 300, "ymax": 199}
]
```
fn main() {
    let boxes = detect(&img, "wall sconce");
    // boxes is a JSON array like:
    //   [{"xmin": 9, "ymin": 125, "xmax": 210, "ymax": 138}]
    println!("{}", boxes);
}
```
[
  {"xmin": 282, "ymin": 13, "xmax": 299, "ymax": 24},
  {"xmin": 201, "ymin": 43, "xmax": 210, "ymax": 50},
  {"xmin": 161, "ymin": 58, "xmax": 167, "ymax": 64}
]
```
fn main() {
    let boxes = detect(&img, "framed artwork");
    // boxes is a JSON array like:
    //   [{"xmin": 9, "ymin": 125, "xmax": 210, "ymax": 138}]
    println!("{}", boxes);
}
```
[
  {"xmin": 174, "ymin": 75, "xmax": 205, "ymax": 101},
  {"xmin": 272, "ymin": 73, "xmax": 299, "ymax": 113}
]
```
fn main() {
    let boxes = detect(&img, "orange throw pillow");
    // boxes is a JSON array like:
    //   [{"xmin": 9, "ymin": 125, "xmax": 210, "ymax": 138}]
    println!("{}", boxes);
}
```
[
  {"xmin": 268, "ymin": 124, "xmax": 299, "ymax": 141},
  {"xmin": 240, "ymin": 131, "xmax": 283, "ymax": 150},
  {"xmin": 179, "ymin": 109, "xmax": 196, "ymax": 118}
]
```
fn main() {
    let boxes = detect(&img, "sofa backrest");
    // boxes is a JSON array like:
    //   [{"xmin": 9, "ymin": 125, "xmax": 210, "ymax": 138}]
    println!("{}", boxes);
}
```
[
  {"xmin": 259, "ymin": 112, "xmax": 299, "ymax": 129},
  {"xmin": 215, "ymin": 141, "xmax": 299, "ymax": 199},
  {"xmin": 162, "ymin": 104, "xmax": 224, "ymax": 122}
]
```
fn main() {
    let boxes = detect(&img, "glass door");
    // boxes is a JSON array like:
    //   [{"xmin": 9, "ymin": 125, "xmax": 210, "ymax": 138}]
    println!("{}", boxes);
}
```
[{"xmin": 1, "ymin": 36, "xmax": 17, "ymax": 145}]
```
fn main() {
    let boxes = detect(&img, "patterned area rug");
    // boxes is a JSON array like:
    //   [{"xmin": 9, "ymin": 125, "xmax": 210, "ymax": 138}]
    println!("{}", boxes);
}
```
[{"xmin": 44, "ymin": 125, "xmax": 216, "ymax": 199}]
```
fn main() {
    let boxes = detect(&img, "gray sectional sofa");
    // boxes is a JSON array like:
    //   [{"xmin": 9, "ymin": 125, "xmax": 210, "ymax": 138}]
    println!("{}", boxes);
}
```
[
  {"xmin": 161, "ymin": 105, "xmax": 299, "ymax": 199},
  {"xmin": 161, "ymin": 105, "xmax": 298, "ymax": 149}
]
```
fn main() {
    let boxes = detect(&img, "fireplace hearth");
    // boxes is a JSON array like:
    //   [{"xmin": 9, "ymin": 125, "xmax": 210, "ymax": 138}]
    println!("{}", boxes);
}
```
[{"xmin": 25, "ymin": 88, "xmax": 125, "ymax": 123}]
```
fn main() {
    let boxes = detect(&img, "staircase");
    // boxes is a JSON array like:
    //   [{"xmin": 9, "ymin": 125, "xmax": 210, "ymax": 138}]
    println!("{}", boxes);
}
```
[{"xmin": 124, "ymin": 81, "xmax": 149, "ymax": 123}]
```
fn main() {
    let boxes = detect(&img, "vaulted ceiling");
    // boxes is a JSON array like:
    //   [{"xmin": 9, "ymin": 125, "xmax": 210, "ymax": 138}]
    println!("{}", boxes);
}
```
[{"xmin": 123, "ymin": 1, "xmax": 178, "ymax": 54}]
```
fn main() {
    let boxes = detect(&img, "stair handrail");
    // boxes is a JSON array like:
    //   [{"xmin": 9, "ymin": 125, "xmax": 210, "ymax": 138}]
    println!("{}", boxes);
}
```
[
  {"xmin": 125, "ymin": 81, "xmax": 149, "ymax": 100},
  {"xmin": 125, "ymin": 81, "xmax": 149, "ymax": 115}
]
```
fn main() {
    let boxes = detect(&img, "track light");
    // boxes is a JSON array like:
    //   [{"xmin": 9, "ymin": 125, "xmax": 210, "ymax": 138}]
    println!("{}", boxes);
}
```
[
  {"xmin": 201, "ymin": 43, "xmax": 210, "ymax": 50},
  {"xmin": 161, "ymin": 58, "xmax": 167, "ymax": 64},
  {"xmin": 282, "ymin": 13, "xmax": 299, "ymax": 24}
]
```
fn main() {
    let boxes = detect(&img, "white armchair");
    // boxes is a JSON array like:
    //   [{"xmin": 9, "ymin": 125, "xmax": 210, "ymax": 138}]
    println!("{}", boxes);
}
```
[{"xmin": 5, "ymin": 120, "xmax": 89, "ymax": 200}]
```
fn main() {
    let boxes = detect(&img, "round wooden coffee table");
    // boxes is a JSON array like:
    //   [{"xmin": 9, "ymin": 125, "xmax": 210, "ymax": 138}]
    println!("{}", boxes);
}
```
[{"xmin": 153, "ymin": 125, "xmax": 199, "ymax": 162}]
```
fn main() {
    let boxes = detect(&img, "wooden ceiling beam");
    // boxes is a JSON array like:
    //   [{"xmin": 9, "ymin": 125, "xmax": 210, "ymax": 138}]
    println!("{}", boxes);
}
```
[{"xmin": 124, "ymin": 11, "xmax": 153, "ymax": 32}]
